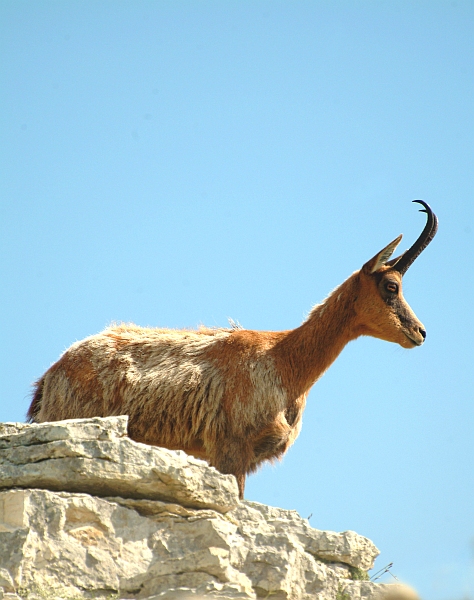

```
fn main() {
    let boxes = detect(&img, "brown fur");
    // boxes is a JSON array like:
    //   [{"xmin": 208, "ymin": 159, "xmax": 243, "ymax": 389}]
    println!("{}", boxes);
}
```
[{"xmin": 28, "ymin": 237, "xmax": 428, "ymax": 498}]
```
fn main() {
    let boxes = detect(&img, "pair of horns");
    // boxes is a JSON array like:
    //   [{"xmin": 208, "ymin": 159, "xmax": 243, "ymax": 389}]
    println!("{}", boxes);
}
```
[{"xmin": 391, "ymin": 200, "xmax": 438, "ymax": 275}]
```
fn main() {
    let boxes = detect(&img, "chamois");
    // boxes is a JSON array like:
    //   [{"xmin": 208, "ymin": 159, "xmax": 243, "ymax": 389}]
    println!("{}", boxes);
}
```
[{"xmin": 28, "ymin": 200, "xmax": 438, "ymax": 498}]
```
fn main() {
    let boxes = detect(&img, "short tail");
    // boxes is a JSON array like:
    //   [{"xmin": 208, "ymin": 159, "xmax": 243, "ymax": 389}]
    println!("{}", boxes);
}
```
[{"xmin": 27, "ymin": 377, "xmax": 44, "ymax": 423}]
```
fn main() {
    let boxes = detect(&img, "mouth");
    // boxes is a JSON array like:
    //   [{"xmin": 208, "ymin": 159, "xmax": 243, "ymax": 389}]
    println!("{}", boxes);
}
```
[{"xmin": 403, "ymin": 332, "xmax": 423, "ymax": 347}]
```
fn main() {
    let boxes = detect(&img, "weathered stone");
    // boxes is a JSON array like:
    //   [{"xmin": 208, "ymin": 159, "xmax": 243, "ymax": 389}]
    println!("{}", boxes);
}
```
[
  {"xmin": 232, "ymin": 501, "xmax": 378, "ymax": 571},
  {"xmin": 0, "ymin": 417, "xmax": 238, "ymax": 513},
  {"xmin": 0, "ymin": 488, "xmax": 394, "ymax": 600},
  {"xmin": 0, "ymin": 417, "xmax": 418, "ymax": 599}
]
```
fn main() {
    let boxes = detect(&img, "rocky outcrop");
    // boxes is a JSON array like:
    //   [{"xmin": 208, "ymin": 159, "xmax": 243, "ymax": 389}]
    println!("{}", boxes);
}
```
[
  {"xmin": 0, "ymin": 417, "xmax": 417, "ymax": 600},
  {"xmin": 0, "ymin": 417, "xmax": 237, "ymax": 513}
]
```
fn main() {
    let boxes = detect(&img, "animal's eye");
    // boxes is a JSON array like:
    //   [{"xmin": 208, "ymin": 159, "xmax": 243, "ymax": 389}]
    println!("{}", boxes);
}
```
[{"xmin": 385, "ymin": 282, "xmax": 398, "ymax": 293}]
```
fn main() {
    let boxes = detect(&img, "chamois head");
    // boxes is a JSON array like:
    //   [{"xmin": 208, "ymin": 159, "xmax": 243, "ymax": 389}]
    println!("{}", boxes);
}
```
[{"xmin": 355, "ymin": 200, "xmax": 438, "ymax": 349}]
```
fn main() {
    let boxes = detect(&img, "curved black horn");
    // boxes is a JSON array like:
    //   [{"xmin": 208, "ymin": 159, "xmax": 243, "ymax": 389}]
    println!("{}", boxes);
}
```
[{"xmin": 392, "ymin": 200, "xmax": 438, "ymax": 275}]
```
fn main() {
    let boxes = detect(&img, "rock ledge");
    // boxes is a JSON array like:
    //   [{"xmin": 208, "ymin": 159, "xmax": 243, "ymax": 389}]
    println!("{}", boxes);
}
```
[{"xmin": 0, "ymin": 417, "xmax": 416, "ymax": 600}]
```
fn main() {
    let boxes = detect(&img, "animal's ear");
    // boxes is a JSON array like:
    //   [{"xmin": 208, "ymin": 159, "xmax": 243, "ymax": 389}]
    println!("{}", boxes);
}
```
[
  {"xmin": 362, "ymin": 234, "xmax": 403, "ymax": 274},
  {"xmin": 385, "ymin": 251, "xmax": 406, "ymax": 268}
]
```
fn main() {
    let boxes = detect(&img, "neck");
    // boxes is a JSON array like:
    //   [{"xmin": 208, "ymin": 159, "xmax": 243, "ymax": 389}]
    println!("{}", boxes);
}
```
[{"xmin": 271, "ymin": 274, "xmax": 360, "ymax": 398}]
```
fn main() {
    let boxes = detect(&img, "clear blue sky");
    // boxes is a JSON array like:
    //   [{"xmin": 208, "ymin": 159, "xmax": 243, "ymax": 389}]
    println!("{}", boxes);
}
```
[{"xmin": 1, "ymin": 2, "xmax": 473, "ymax": 597}]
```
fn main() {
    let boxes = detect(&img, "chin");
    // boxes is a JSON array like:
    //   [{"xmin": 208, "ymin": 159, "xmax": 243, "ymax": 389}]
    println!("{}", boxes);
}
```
[{"xmin": 401, "ymin": 333, "xmax": 420, "ymax": 348}]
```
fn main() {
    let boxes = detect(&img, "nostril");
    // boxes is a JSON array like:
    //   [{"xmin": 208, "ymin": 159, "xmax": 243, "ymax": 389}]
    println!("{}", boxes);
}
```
[{"xmin": 419, "ymin": 328, "xmax": 426, "ymax": 340}]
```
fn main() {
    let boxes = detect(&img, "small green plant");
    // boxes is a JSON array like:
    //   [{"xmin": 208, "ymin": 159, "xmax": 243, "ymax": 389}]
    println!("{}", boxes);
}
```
[
  {"xmin": 349, "ymin": 566, "xmax": 370, "ymax": 581},
  {"xmin": 16, "ymin": 584, "xmax": 119, "ymax": 600},
  {"xmin": 336, "ymin": 583, "xmax": 351, "ymax": 600},
  {"xmin": 16, "ymin": 584, "xmax": 71, "ymax": 600}
]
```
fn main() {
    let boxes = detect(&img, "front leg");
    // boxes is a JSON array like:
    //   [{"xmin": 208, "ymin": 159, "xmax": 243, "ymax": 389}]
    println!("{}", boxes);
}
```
[{"xmin": 210, "ymin": 438, "xmax": 252, "ymax": 499}]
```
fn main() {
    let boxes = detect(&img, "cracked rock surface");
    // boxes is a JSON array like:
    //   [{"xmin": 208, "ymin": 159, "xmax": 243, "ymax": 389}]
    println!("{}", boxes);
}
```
[{"xmin": 0, "ymin": 417, "xmax": 416, "ymax": 600}]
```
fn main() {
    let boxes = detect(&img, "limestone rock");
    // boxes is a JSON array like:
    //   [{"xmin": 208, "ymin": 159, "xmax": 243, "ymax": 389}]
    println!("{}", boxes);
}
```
[
  {"xmin": 0, "ymin": 417, "xmax": 416, "ymax": 599},
  {"xmin": 0, "ymin": 416, "xmax": 238, "ymax": 513}
]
